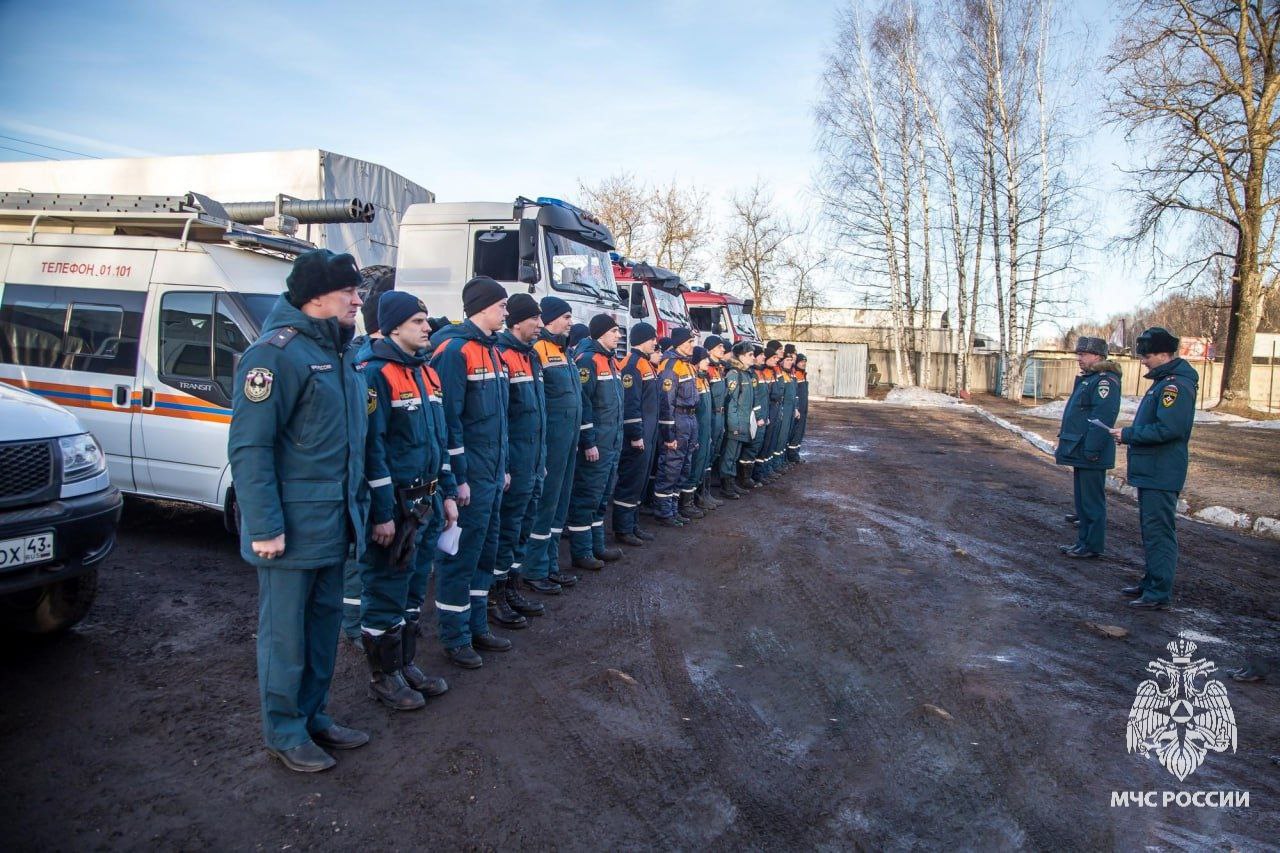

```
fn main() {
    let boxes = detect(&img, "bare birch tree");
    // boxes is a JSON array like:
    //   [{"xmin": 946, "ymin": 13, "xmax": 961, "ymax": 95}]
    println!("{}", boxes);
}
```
[
  {"xmin": 649, "ymin": 179, "xmax": 714, "ymax": 279},
  {"xmin": 1107, "ymin": 0, "xmax": 1280, "ymax": 413},
  {"xmin": 722, "ymin": 180, "xmax": 794, "ymax": 336}
]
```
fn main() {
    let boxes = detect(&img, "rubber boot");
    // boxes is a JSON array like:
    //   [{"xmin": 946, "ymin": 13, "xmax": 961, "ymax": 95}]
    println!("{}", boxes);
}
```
[
  {"xmin": 699, "ymin": 480, "xmax": 722, "ymax": 510},
  {"xmin": 679, "ymin": 491, "xmax": 705, "ymax": 520},
  {"xmin": 718, "ymin": 475, "xmax": 741, "ymax": 500},
  {"xmin": 738, "ymin": 463, "xmax": 761, "ymax": 490},
  {"xmin": 504, "ymin": 574, "xmax": 544, "ymax": 617},
  {"xmin": 362, "ymin": 626, "xmax": 425, "ymax": 711},
  {"xmin": 487, "ymin": 578, "xmax": 528, "ymax": 629},
  {"xmin": 402, "ymin": 615, "xmax": 448, "ymax": 698}
]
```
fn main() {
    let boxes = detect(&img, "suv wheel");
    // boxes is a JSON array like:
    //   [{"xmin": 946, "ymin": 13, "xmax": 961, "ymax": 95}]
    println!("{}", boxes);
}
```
[{"xmin": 0, "ymin": 570, "xmax": 99, "ymax": 635}]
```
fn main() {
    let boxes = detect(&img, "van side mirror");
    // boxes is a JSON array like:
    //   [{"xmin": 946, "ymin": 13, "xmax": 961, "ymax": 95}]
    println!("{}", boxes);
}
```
[
  {"xmin": 711, "ymin": 319, "xmax": 724, "ymax": 335},
  {"xmin": 630, "ymin": 303, "xmax": 648, "ymax": 319},
  {"xmin": 518, "ymin": 264, "xmax": 538, "ymax": 285},
  {"xmin": 519, "ymin": 219, "xmax": 539, "ymax": 262}
]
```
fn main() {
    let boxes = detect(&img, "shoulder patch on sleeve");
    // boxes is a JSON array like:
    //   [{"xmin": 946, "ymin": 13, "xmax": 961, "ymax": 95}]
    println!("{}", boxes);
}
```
[
  {"xmin": 244, "ymin": 367, "xmax": 274, "ymax": 402},
  {"xmin": 579, "ymin": 367, "xmax": 590, "ymax": 384},
  {"xmin": 1160, "ymin": 384, "xmax": 1179, "ymax": 407},
  {"xmin": 266, "ymin": 327, "xmax": 298, "ymax": 348},
  {"xmin": 622, "ymin": 373, "xmax": 634, "ymax": 389},
  {"xmin": 1097, "ymin": 382, "xmax": 1110, "ymax": 399}
]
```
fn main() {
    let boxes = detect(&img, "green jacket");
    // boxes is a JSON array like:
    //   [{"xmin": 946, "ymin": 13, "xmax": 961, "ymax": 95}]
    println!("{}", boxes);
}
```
[
  {"xmin": 1121, "ymin": 357, "xmax": 1198, "ymax": 492},
  {"xmin": 229, "ymin": 295, "xmax": 370, "ymax": 569},
  {"xmin": 723, "ymin": 362, "xmax": 755, "ymax": 438},
  {"xmin": 1054, "ymin": 360, "xmax": 1122, "ymax": 470}
]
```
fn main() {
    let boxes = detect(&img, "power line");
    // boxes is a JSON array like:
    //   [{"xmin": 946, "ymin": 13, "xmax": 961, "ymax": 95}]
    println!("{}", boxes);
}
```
[
  {"xmin": 0, "ymin": 133, "xmax": 101, "ymax": 159},
  {"xmin": 0, "ymin": 144, "xmax": 57, "ymax": 161}
]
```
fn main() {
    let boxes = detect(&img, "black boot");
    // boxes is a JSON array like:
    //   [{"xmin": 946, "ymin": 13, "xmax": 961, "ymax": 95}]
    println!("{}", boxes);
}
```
[
  {"xmin": 718, "ymin": 475, "xmax": 741, "ymax": 500},
  {"xmin": 504, "ymin": 574, "xmax": 544, "ymax": 616},
  {"xmin": 487, "ymin": 579, "xmax": 528, "ymax": 629},
  {"xmin": 402, "ymin": 615, "xmax": 448, "ymax": 698},
  {"xmin": 738, "ymin": 464, "xmax": 761, "ymax": 490},
  {"xmin": 699, "ymin": 480, "xmax": 722, "ymax": 509},
  {"xmin": 679, "ymin": 491, "xmax": 705, "ymax": 519},
  {"xmin": 362, "ymin": 627, "xmax": 425, "ymax": 711},
  {"xmin": 633, "ymin": 527, "xmax": 656, "ymax": 541}
]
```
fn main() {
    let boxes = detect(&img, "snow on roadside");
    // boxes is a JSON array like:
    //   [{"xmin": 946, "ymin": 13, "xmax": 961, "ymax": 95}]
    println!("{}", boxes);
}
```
[
  {"xmin": 1021, "ymin": 395, "xmax": 1247, "ymax": 424},
  {"xmin": 883, "ymin": 387, "xmax": 968, "ymax": 408},
  {"xmin": 1230, "ymin": 418, "xmax": 1280, "ymax": 429},
  {"xmin": 972, "ymin": 408, "xmax": 1056, "ymax": 454}
]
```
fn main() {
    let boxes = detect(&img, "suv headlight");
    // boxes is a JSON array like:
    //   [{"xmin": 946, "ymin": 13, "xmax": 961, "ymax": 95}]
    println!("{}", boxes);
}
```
[{"xmin": 59, "ymin": 433, "xmax": 106, "ymax": 483}]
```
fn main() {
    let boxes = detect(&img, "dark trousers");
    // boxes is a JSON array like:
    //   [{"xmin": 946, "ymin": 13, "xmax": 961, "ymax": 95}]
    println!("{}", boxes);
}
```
[
  {"xmin": 526, "ymin": 410, "xmax": 578, "ymax": 580},
  {"xmin": 1138, "ymin": 488, "xmax": 1180, "ymax": 602},
  {"xmin": 613, "ymin": 424, "xmax": 657, "ymax": 534},
  {"xmin": 435, "ymin": 461, "xmax": 502, "ymax": 649},
  {"xmin": 654, "ymin": 413, "xmax": 697, "ymax": 517},
  {"xmin": 719, "ymin": 434, "xmax": 748, "ymax": 477},
  {"xmin": 257, "ymin": 561, "xmax": 343, "ymax": 751},
  {"xmin": 1072, "ymin": 467, "xmax": 1108, "ymax": 554}
]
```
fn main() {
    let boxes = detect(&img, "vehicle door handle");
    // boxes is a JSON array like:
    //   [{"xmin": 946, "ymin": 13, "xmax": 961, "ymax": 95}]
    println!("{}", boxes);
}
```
[
  {"xmin": 114, "ymin": 385, "xmax": 129, "ymax": 407},
  {"xmin": 142, "ymin": 387, "xmax": 154, "ymax": 408}
]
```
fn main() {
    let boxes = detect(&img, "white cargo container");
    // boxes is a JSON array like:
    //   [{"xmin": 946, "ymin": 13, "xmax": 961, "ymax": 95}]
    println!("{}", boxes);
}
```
[{"xmin": 0, "ymin": 150, "xmax": 433, "ymax": 269}]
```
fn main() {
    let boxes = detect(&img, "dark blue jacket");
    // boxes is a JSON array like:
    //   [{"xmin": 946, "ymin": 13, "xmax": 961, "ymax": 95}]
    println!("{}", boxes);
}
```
[
  {"xmin": 723, "ymin": 362, "xmax": 755, "ymax": 438},
  {"xmin": 361, "ymin": 337, "xmax": 457, "ymax": 525},
  {"xmin": 429, "ymin": 319, "xmax": 509, "ymax": 486},
  {"xmin": 1122, "ymin": 357, "xmax": 1199, "ymax": 491},
  {"xmin": 621, "ymin": 350, "xmax": 659, "ymax": 443},
  {"xmin": 657, "ymin": 352, "xmax": 700, "ymax": 442},
  {"xmin": 1054, "ymin": 360, "xmax": 1122, "ymax": 470},
  {"xmin": 496, "ymin": 329, "xmax": 547, "ymax": 476},
  {"xmin": 534, "ymin": 330, "xmax": 583, "ymax": 427},
  {"xmin": 576, "ymin": 339, "xmax": 623, "ymax": 453},
  {"xmin": 228, "ymin": 295, "xmax": 369, "ymax": 568}
]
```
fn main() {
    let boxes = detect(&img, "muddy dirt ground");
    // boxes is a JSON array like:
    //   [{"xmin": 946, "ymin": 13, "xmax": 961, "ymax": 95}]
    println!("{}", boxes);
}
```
[{"xmin": 2, "ymin": 402, "xmax": 1277, "ymax": 851}]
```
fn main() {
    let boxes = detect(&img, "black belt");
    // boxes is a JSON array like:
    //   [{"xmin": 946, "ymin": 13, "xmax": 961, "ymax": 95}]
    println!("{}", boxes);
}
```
[
  {"xmin": 675, "ymin": 405, "xmax": 697, "ymax": 413},
  {"xmin": 396, "ymin": 480, "xmax": 437, "ymax": 502}
]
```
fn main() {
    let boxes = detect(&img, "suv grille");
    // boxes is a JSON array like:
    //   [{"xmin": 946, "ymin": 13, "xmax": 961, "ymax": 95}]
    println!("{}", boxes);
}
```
[{"xmin": 0, "ymin": 440, "xmax": 55, "ymax": 505}]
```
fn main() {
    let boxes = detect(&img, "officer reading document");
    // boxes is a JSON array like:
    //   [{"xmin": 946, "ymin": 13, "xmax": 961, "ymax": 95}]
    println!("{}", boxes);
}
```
[{"xmin": 228, "ymin": 249, "xmax": 371, "ymax": 773}]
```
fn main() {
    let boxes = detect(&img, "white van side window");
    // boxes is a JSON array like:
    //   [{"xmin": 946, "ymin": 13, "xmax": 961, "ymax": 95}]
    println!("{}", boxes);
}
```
[
  {"xmin": 0, "ymin": 284, "xmax": 143, "ymax": 375},
  {"xmin": 158, "ymin": 292, "xmax": 254, "ymax": 403}
]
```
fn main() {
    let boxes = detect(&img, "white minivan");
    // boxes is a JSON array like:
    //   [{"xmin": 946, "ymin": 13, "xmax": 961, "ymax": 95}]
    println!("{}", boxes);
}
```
[{"xmin": 0, "ymin": 194, "xmax": 300, "ymax": 529}]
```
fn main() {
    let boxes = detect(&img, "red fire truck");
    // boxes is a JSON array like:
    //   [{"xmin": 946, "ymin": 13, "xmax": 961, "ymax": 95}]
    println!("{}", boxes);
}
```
[
  {"xmin": 612, "ymin": 255, "xmax": 692, "ymax": 345},
  {"xmin": 683, "ymin": 285, "xmax": 761, "ymax": 346}
]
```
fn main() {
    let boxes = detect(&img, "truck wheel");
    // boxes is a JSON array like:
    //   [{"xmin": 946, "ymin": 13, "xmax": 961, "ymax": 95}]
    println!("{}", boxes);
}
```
[{"xmin": 0, "ymin": 570, "xmax": 99, "ymax": 635}]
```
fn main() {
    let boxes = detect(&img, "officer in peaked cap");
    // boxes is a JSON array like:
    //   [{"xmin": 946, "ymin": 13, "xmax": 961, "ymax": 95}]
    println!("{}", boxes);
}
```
[{"xmin": 1054, "ymin": 336, "xmax": 1121, "ymax": 559}]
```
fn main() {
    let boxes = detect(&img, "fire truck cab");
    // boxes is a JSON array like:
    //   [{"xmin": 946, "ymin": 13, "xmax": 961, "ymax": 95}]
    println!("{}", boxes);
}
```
[
  {"xmin": 683, "ymin": 286, "xmax": 760, "ymax": 346},
  {"xmin": 611, "ymin": 255, "xmax": 691, "ymax": 345}
]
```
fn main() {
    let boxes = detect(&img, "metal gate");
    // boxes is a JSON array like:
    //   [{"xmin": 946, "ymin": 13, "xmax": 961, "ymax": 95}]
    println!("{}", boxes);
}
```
[{"xmin": 792, "ymin": 342, "xmax": 867, "ymax": 399}]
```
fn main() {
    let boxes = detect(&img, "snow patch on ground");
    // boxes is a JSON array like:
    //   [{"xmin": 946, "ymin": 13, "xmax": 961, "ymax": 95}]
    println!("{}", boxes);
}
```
[
  {"xmin": 1231, "ymin": 418, "xmax": 1280, "ymax": 429},
  {"xmin": 884, "ymin": 387, "xmax": 968, "ymax": 408},
  {"xmin": 972, "ymin": 408, "xmax": 1056, "ymax": 454},
  {"xmin": 1252, "ymin": 517, "xmax": 1280, "ymax": 539},
  {"xmin": 1021, "ymin": 396, "xmax": 1248, "ymax": 424},
  {"xmin": 1193, "ymin": 506, "xmax": 1252, "ymax": 529}
]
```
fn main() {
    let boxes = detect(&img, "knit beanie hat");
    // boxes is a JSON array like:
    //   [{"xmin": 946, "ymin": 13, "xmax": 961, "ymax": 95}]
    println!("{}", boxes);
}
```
[
  {"xmin": 670, "ymin": 327, "xmax": 694, "ymax": 348},
  {"xmin": 568, "ymin": 323, "xmax": 590, "ymax": 348},
  {"xmin": 589, "ymin": 313, "xmax": 618, "ymax": 339},
  {"xmin": 704, "ymin": 335, "xmax": 726, "ymax": 355},
  {"xmin": 629, "ymin": 322, "xmax": 657, "ymax": 346},
  {"xmin": 286, "ymin": 249, "xmax": 360, "ymax": 307},
  {"xmin": 692, "ymin": 346, "xmax": 709, "ymax": 366},
  {"xmin": 461, "ymin": 276, "xmax": 507, "ymax": 317},
  {"xmin": 506, "ymin": 293, "xmax": 541, "ymax": 326},
  {"xmin": 378, "ymin": 290, "xmax": 429, "ymax": 336},
  {"xmin": 540, "ymin": 295, "xmax": 573, "ymax": 324}
]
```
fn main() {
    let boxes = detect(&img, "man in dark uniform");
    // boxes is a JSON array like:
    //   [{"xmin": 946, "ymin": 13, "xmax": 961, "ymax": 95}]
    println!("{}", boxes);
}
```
[
  {"xmin": 682, "ymin": 347, "xmax": 717, "ymax": 514},
  {"xmin": 699, "ymin": 337, "xmax": 728, "ymax": 511},
  {"xmin": 716, "ymin": 341, "xmax": 755, "ymax": 499},
  {"xmin": 755, "ymin": 342, "xmax": 784, "ymax": 485},
  {"xmin": 771, "ymin": 352, "xmax": 799, "ymax": 476},
  {"xmin": 613, "ymin": 322, "xmax": 660, "ymax": 546},
  {"xmin": 229, "ymin": 248, "xmax": 371, "ymax": 773},
  {"xmin": 567, "ymin": 314, "xmax": 626, "ymax": 569},
  {"xmin": 522, "ymin": 297, "xmax": 581, "ymax": 594},
  {"xmin": 491, "ymin": 294, "xmax": 547, "ymax": 626},
  {"xmin": 653, "ymin": 328, "xmax": 700, "ymax": 526},
  {"xmin": 429, "ymin": 277, "xmax": 512, "ymax": 667},
  {"xmin": 359, "ymin": 291, "xmax": 457, "ymax": 709},
  {"xmin": 787, "ymin": 353, "xmax": 809, "ymax": 463},
  {"xmin": 1109, "ymin": 327, "xmax": 1198, "ymax": 610},
  {"xmin": 739, "ymin": 345, "xmax": 768, "ymax": 490},
  {"xmin": 1053, "ymin": 336, "xmax": 1121, "ymax": 559}
]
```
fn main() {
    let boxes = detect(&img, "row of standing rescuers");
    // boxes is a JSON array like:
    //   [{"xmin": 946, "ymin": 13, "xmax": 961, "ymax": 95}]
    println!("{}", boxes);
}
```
[
  {"xmin": 1052, "ymin": 327, "xmax": 1198, "ymax": 609},
  {"xmin": 226, "ymin": 249, "xmax": 811, "ymax": 767}
]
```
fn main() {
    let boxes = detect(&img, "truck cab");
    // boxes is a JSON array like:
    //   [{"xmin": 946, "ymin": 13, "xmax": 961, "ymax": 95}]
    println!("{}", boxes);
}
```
[
  {"xmin": 611, "ymin": 255, "xmax": 691, "ymax": 345},
  {"xmin": 395, "ymin": 196, "xmax": 624, "ymax": 329},
  {"xmin": 684, "ymin": 286, "xmax": 760, "ymax": 346}
]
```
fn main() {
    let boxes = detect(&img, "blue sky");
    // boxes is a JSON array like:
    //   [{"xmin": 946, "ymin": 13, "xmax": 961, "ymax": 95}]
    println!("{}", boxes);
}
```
[{"xmin": 0, "ymin": 0, "xmax": 1142, "ymax": 331}]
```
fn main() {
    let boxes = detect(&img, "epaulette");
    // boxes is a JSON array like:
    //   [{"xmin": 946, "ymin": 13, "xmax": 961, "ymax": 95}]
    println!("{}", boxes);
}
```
[{"xmin": 266, "ymin": 327, "xmax": 299, "ymax": 348}]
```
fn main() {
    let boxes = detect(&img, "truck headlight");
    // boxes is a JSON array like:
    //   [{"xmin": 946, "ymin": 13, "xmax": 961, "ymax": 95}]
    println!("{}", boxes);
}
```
[{"xmin": 59, "ymin": 433, "xmax": 106, "ymax": 483}]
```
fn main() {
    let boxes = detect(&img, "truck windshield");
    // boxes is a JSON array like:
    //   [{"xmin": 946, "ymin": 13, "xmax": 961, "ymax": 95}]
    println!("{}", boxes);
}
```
[
  {"xmin": 654, "ymin": 288, "xmax": 690, "ymax": 326},
  {"xmin": 728, "ymin": 302, "xmax": 758, "ymax": 338},
  {"xmin": 547, "ymin": 231, "xmax": 618, "ymax": 303}
]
